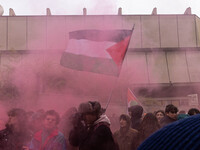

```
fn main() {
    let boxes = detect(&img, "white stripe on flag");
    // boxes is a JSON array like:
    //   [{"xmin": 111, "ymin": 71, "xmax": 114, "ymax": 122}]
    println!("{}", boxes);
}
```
[{"xmin": 66, "ymin": 39, "xmax": 115, "ymax": 58}]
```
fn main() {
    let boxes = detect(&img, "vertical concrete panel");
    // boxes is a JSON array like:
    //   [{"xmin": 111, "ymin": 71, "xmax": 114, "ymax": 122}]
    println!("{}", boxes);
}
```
[
  {"xmin": 147, "ymin": 52, "xmax": 169, "ymax": 83},
  {"xmin": 0, "ymin": 17, "xmax": 7, "ymax": 50},
  {"xmin": 125, "ymin": 52, "xmax": 148, "ymax": 84},
  {"xmin": 103, "ymin": 15, "xmax": 123, "ymax": 30},
  {"xmin": 178, "ymin": 15, "xmax": 197, "ymax": 47},
  {"xmin": 27, "ymin": 17, "xmax": 46, "ymax": 50},
  {"xmin": 122, "ymin": 16, "xmax": 141, "ymax": 48},
  {"xmin": 160, "ymin": 16, "xmax": 179, "ymax": 48},
  {"xmin": 195, "ymin": 16, "xmax": 200, "ymax": 47},
  {"xmin": 141, "ymin": 16, "xmax": 160, "ymax": 48},
  {"xmin": 83, "ymin": 16, "xmax": 105, "ymax": 29},
  {"xmin": 66, "ymin": 16, "xmax": 84, "ymax": 42},
  {"xmin": 8, "ymin": 17, "xmax": 27, "ymax": 50},
  {"xmin": 47, "ymin": 16, "xmax": 66, "ymax": 50},
  {"xmin": 167, "ymin": 51, "xmax": 190, "ymax": 83},
  {"xmin": 186, "ymin": 51, "xmax": 200, "ymax": 82}
]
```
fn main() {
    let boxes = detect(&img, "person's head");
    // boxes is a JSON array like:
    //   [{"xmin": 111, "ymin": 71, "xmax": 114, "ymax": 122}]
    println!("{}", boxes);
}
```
[
  {"xmin": 165, "ymin": 104, "xmax": 178, "ymax": 120},
  {"xmin": 7, "ymin": 108, "xmax": 27, "ymax": 132},
  {"xmin": 78, "ymin": 101, "xmax": 101, "ymax": 125},
  {"xmin": 155, "ymin": 110, "xmax": 165, "ymax": 122},
  {"xmin": 119, "ymin": 114, "xmax": 131, "ymax": 129},
  {"xmin": 43, "ymin": 110, "xmax": 60, "ymax": 131},
  {"xmin": 128, "ymin": 105, "xmax": 143, "ymax": 119},
  {"xmin": 140, "ymin": 113, "xmax": 160, "ymax": 139},
  {"xmin": 188, "ymin": 108, "xmax": 200, "ymax": 116}
]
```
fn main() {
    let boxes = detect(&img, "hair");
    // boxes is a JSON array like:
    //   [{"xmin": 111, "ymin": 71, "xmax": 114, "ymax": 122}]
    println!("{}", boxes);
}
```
[
  {"xmin": 188, "ymin": 108, "xmax": 200, "ymax": 116},
  {"xmin": 165, "ymin": 104, "xmax": 178, "ymax": 113},
  {"xmin": 138, "ymin": 113, "xmax": 160, "ymax": 144},
  {"xmin": 8, "ymin": 108, "xmax": 27, "ymax": 121},
  {"xmin": 155, "ymin": 110, "xmax": 165, "ymax": 116},
  {"xmin": 44, "ymin": 110, "xmax": 60, "ymax": 125},
  {"xmin": 119, "ymin": 114, "xmax": 131, "ymax": 127},
  {"xmin": 7, "ymin": 108, "xmax": 28, "ymax": 130}
]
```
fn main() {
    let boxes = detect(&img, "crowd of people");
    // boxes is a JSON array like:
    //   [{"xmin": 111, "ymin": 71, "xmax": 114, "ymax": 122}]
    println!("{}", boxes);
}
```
[{"xmin": 0, "ymin": 101, "xmax": 199, "ymax": 150}]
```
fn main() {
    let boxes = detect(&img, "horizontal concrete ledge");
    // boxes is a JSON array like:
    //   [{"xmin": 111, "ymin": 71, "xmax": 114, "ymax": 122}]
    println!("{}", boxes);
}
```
[
  {"xmin": 128, "ymin": 47, "xmax": 200, "ymax": 52},
  {"xmin": 129, "ymin": 82, "xmax": 200, "ymax": 87},
  {"xmin": 0, "ymin": 49, "xmax": 65, "ymax": 54},
  {"xmin": 0, "ymin": 14, "xmax": 197, "ymax": 17},
  {"xmin": 1, "ymin": 47, "xmax": 200, "ymax": 54}
]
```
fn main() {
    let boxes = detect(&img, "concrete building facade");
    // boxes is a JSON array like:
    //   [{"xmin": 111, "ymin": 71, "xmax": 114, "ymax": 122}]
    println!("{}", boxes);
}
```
[{"xmin": 0, "ymin": 13, "xmax": 200, "ymax": 113}]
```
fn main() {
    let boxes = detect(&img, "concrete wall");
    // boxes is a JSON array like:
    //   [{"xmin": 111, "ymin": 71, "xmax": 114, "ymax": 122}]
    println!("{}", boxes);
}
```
[
  {"xmin": 1, "ymin": 14, "xmax": 200, "ymax": 84},
  {"xmin": 0, "ymin": 14, "xmax": 199, "ymax": 51},
  {"xmin": 124, "ymin": 50, "xmax": 200, "ymax": 84}
]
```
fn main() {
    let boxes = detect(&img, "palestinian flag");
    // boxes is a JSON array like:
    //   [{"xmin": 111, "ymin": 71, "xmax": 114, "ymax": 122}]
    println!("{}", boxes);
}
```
[{"xmin": 60, "ymin": 29, "xmax": 133, "ymax": 76}]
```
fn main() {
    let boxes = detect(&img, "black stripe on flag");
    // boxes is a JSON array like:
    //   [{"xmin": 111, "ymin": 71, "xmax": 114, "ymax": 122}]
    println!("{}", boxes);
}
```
[{"xmin": 69, "ymin": 29, "xmax": 132, "ymax": 42}]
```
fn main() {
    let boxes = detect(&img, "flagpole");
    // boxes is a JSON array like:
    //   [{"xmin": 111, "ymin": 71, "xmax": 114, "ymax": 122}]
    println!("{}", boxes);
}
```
[{"xmin": 105, "ymin": 77, "xmax": 118, "ymax": 111}]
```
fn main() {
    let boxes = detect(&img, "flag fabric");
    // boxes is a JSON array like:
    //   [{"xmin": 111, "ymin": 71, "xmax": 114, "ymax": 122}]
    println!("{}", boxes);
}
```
[
  {"xmin": 60, "ymin": 29, "xmax": 133, "ymax": 76},
  {"xmin": 127, "ymin": 88, "xmax": 142, "ymax": 107}
]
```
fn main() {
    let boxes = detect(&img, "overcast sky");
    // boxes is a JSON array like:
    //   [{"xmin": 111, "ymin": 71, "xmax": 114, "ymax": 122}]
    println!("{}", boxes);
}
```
[{"xmin": 0, "ymin": 0, "xmax": 200, "ymax": 17}]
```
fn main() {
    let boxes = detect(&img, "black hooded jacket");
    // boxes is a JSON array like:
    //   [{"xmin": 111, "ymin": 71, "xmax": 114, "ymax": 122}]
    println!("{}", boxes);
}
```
[
  {"xmin": 129, "ymin": 105, "xmax": 143, "ymax": 130},
  {"xmin": 69, "ymin": 114, "xmax": 118, "ymax": 150}
]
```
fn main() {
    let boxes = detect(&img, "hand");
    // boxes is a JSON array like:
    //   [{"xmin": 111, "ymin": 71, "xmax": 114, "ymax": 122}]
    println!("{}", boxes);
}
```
[{"xmin": 22, "ymin": 146, "xmax": 29, "ymax": 150}]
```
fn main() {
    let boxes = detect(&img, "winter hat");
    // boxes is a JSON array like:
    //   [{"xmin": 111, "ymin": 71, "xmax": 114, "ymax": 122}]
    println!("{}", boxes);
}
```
[
  {"xmin": 138, "ymin": 114, "xmax": 200, "ymax": 150},
  {"xmin": 78, "ymin": 101, "xmax": 101, "ymax": 116}
]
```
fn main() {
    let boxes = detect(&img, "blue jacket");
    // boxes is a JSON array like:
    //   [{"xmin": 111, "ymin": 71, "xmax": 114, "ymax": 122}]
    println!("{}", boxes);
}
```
[{"xmin": 29, "ymin": 129, "xmax": 67, "ymax": 150}]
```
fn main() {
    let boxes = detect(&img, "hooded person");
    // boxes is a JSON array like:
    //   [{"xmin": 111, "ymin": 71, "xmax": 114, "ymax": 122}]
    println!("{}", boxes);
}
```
[
  {"xmin": 69, "ymin": 101, "xmax": 118, "ymax": 150},
  {"xmin": 113, "ymin": 114, "xmax": 138, "ymax": 150},
  {"xmin": 128, "ymin": 105, "xmax": 143, "ymax": 130}
]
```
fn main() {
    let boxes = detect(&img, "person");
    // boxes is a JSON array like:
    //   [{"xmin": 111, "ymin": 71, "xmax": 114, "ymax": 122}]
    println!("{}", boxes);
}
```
[
  {"xmin": 128, "ymin": 105, "xmax": 143, "ymax": 130},
  {"xmin": 160, "ymin": 104, "xmax": 178, "ymax": 128},
  {"xmin": 177, "ymin": 110, "xmax": 189, "ymax": 120},
  {"xmin": 69, "ymin": 101, "xmax": 117, "ymax": 150},
  {"xmin": 113, "ymin": 114, "xmax": 138, "ymax": 150},
  {"xmin": 28, "ymin": 109, "xmax": 67, "ymax": 150},
  {"xmin": 154, "ymin": 110, "xmax": 165, "ymax": 124},
  {"xmin": 0, "ymin": 108, "xmax": 33, "ymax": 150},
  {"xmin": 138, "ymin": 113, "xmax": 160, "ymax": 146},
  {"xmin": 138, "ymin": 114, "xmax": 200, "ymax": 150},
  {"xmin": 188, "ymin": 108, "xmax": 200, "ymax": 116}
]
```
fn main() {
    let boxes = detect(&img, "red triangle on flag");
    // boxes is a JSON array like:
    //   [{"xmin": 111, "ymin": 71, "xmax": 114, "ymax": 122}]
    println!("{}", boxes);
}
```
[{"xmin": 106, "ymin": 36, "xmax": 131, "ymax": 67}]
